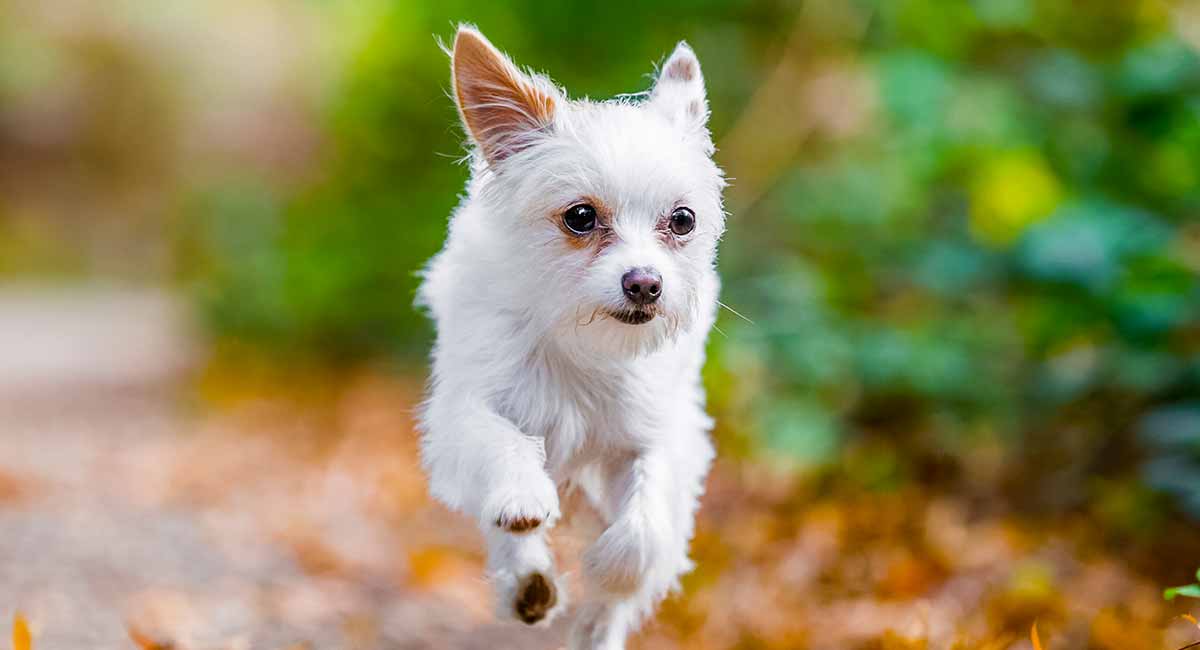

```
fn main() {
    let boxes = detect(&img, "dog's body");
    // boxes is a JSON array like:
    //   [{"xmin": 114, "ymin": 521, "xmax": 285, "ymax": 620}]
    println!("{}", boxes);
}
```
[{"xmin": 418, "ymin": 26, "xmax": 726, "ymax": 650}]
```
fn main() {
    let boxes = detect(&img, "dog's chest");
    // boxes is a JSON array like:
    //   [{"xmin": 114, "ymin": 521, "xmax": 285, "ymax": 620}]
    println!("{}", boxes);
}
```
[{"xmin": 498, "ymin": 355, "xmax": 663, "ymax": 469}]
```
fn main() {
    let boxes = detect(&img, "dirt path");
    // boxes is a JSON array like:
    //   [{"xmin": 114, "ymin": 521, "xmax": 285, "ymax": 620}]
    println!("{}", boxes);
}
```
[
  {"xmin": 1, "ymin": 287, "xmax": 1197, "ymax": 650},
  {"xmin": 0, "ymin": 287, "xmax": 561, "ymax": 650}
]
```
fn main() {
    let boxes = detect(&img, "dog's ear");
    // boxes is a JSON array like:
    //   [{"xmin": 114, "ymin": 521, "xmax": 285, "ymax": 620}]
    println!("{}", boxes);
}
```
[
  {"xmin": 452, "ymin": 26, "xmax": 560, "ymax": 165},
  {"xmin": 648, "ymin": 42, "xmax": 711, "ymax": 149}
]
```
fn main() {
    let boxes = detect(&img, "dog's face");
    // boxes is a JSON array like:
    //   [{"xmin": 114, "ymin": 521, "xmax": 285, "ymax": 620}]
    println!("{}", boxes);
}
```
[{"xmin": 452, "ymin": 28, "xmax": 725, "ymax": 357}]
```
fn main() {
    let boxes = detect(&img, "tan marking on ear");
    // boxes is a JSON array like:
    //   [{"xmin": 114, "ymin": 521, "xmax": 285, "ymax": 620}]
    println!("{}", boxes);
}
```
[{"xmin": 453, "ymin": 29, "xmax": 557, "ymax": 163}]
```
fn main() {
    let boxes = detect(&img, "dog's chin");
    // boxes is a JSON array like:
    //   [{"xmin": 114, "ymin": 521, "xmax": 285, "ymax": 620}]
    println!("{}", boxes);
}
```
[{"xmin": 563, "ymin": 304, "xmax": 677, "ymax": 359}]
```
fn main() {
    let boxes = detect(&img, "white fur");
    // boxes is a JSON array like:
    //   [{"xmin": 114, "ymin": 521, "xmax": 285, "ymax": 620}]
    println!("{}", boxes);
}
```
[{"xmin": 418, "ymin": 26, "xmax": 725, "ymax": 649}]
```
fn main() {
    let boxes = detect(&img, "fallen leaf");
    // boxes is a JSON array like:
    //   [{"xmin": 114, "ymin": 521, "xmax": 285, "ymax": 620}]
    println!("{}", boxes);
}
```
[
  {"xmin": 1031, "ymin": 621, "xmax": 1043, "ymax": 650},
  {"xmin": 1090, "ymin": 608, "xmax": 1160, "ymax": 650},
  {"xmin": 0, "ymin": 470, "xmax": 30, "ymax": 504},
  {"xmin": 127, "ymin": 624, "xmax": 174, "ymax": 650},
  {"xmin": 969, "ymin": 636, "xmax": 1016, "ymax": 650},
  {"xmin": 281, "ymin": 529, "xmax": 345, "ymax": 577},
  {"xmin": 12, "ymin": 614, "xmax": 30, "ymax": 650},
  {"xmin": 407, "ymin": 545, "xmax": 476, "ymax": 588},
  {"xmin": 879, "ymin": 630, "xmax": 928, "ymax": 649}
]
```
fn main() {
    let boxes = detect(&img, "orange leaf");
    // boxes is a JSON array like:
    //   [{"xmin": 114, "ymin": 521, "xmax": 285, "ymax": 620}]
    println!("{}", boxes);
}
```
[
  {"xmin": 12, "ymin": 614, "xmax": 30, "ymax": 650},
  {"xmin": 1031, "ymin": 621, "xmax": 1044, "ymax": 650},
  {"xmin": 127, "ymin": 624, "xmax": 173, "ymax": 650},
  {"xmin": 1182, "ymin": 614, "xmax": 1200, "ymax": 630}
]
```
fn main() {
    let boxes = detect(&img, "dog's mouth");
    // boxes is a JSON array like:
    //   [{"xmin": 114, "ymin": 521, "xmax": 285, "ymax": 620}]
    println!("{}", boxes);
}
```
[{"xmin": 607, "ymin": 308, "xmax": 657, "ymax": 325}]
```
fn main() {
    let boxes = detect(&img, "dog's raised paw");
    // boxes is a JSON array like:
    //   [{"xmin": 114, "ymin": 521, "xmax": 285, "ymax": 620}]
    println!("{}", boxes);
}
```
[
  {"xmin": 497, "ymin": 513, "xmax": 542, "ymax": 533},
  {"xmin": 514, "ymin": 572, "xmax": 557, "ymax": 624},
  {"xmin": 483, "ymin": 473, "xmax": 561, "ymax": 534},
  {"xmin": 491, "ymin": 493, "xmax": 555, "ymax": 532}
]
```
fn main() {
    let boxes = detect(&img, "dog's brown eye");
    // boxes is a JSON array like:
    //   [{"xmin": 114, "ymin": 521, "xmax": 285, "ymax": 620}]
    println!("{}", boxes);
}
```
[
  {"xmin": 669, "ymin": 207, "xmax": 695, "ymax": 236},
  {"xmin": 564, "ymin": 204, "xmax": 597, "ymax": 234}
]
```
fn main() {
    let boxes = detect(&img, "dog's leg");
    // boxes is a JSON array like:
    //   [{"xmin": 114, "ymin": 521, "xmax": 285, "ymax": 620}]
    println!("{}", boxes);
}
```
[
  {"xmin": 421, "ymin": 395, "xmax": 566, "ymax": 624},
  {"xmin": 581, "ymin": 451, "xmax": 682, "ymax": 596},
  {"xmin": 421, "ymin": 396, "xmax": 560, "ymax": 533},
  {"xmin": 484, "ymin": 525, "xmax": 567, "ymax": 625},
  {"xmin": 569, "ymin": 440, "xmax": 711, "ymax": 649},
  {"xmin": 568, "ymin": 599, "xmax": 638, "ymax": 650}
]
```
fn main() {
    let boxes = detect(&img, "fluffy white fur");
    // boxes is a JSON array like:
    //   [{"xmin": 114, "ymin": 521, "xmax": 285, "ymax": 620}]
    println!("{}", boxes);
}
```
[{"xmin": 417, "ymin": 25, "xmax": 726, "ymax": 650}]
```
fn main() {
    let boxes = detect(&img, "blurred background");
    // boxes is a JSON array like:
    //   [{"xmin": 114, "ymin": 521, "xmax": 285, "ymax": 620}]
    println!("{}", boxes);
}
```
[{"xmin": 3, "ymin": 0, "xmax": 1200, "ymax": 648}]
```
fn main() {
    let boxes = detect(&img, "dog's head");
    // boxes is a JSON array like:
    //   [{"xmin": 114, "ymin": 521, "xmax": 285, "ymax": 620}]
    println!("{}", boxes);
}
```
[{"xmin": 451, "ymin": 26, "xmax": 725, "ymax": 358}]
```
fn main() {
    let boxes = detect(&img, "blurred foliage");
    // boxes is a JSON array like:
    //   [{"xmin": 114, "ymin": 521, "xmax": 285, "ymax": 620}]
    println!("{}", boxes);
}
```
[
  {"xmin": 1164, "ymin": 568, "xmax": 1200, "ymax": 601},
  {"xmin": 179, "ymin": 0, "xmax": 802, "ymax": 358},
  {"xmin": 121, "ymin": 0, "xmax": 1200, "ymax": 520},
  {"xmin": 710, "ymin": 0, "xmax": 1200, "ymax": 523},
  {"xmin": 4, "ymin": 0, "xmax": 1200, "ymax": 523}
]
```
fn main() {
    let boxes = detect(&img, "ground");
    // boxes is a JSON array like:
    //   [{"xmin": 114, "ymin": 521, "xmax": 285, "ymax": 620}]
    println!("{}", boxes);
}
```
[{"xmin": 0, "ymin": 288, "xmax": 1197, "ymax": 650}]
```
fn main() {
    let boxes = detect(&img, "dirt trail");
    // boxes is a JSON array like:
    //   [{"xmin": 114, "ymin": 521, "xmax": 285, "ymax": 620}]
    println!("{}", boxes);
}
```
[
  {"xmin": 2, "ymin": 287, "xmax": 1196, "ymax": 650},
  {"xmin": 0, "ymin": 287, "xmax": 560, "ymax": 650}
]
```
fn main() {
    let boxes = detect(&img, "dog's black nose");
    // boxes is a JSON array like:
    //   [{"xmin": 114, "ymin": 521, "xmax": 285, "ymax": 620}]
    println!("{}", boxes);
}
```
[{"xmin": 621, "ymin": 268, "xmax": 662, "ymax": 305}]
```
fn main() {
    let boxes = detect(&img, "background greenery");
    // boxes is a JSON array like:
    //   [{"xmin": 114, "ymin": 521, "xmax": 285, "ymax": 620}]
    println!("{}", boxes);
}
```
[{"xmin": 4, "ymin": 0, "xmax": 1200, "ymax": 528}]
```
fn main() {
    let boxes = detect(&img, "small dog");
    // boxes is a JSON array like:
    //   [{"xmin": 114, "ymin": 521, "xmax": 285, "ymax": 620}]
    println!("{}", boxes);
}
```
[{"xmin": 417, "ymin": 25, "xmax": 726, "ymax": 650}]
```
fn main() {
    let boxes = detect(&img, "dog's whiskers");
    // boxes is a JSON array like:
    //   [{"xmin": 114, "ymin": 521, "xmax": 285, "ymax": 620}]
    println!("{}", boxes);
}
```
[
  {"xmin": 716, "ymin": 300, "xmax": 754, "ymax": 325},
  {"xmin": 574, "ymin": 306, "xmax": 605, "ymax": 327}
]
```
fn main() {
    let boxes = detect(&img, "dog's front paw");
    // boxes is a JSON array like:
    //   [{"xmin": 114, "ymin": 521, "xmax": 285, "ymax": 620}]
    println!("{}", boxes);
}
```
[
  {"xmin": 515, "ymin": 571, "xmax": 559, "ymax": 624},
  {"xmin": 492, "ymin": 569, "xmax": 566, "ymax": 626},
  {"xmin": 482, "ymin": 471, "xmax": 561, "ymax": 534}
]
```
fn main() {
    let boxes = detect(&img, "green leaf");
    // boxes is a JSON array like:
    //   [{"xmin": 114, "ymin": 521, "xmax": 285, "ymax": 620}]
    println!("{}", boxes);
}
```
[{"xmin": 1163, "ymin": 584, "xmax": 1200, "ymax": 600}]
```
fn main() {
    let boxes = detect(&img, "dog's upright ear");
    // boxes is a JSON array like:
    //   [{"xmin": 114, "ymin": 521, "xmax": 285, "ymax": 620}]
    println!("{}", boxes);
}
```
[
  {"xmin": 452, "ymin": 26, "xmax": 560, "ymax": 165},
  {"xmin": 648, "ymin": 42, "xmax": 712, "ymax": 151}
]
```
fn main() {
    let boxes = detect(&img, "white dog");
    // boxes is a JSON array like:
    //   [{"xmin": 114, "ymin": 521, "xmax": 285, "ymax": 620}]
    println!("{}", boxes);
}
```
[{"xmin": 417, "ymin": 25, "xmax": 726, "ymax": 650}]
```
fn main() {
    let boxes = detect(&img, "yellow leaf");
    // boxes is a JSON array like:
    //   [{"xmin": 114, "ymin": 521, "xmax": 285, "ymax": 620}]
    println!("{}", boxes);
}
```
[
  {"xmin": 12, "ymin": 614, "xmax": 30, "ymax": 650},
  {"xmin": 1031, "ymin": 621, "xmax": 1043, "ymax": 650},
  {"xmin": 1182, "ymin": 614, "xmax": 1200, "ymax": 630},
  {"xmin": 969, "ymin": 150, "xmax": 1063, "ymax": 247}
]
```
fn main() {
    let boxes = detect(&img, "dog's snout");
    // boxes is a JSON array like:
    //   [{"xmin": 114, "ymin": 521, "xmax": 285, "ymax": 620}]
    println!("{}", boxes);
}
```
[{"xmin": 621, "ymin": 268, "xmax": 662, "ymax": 305}]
